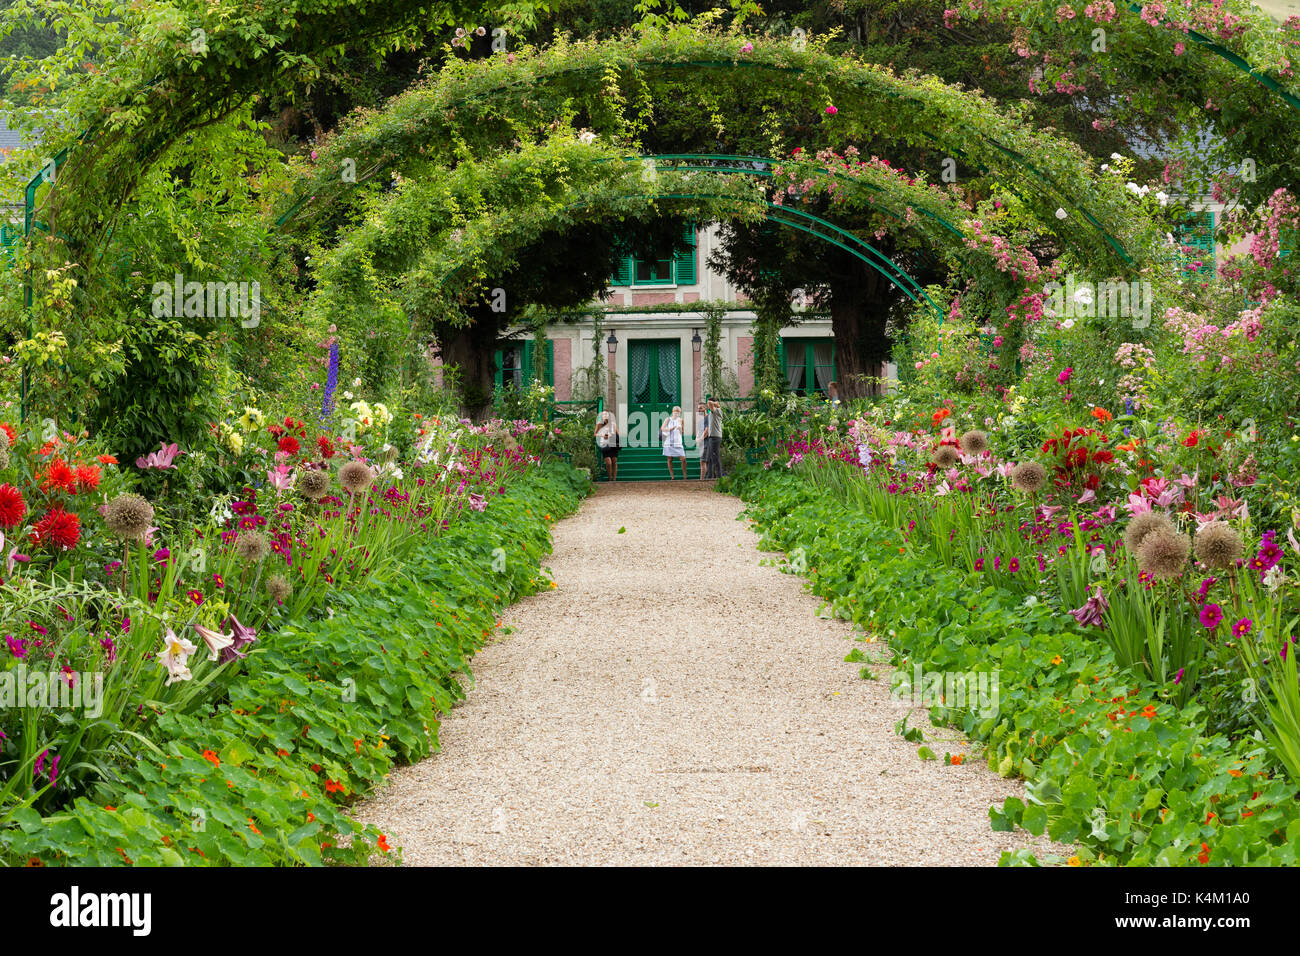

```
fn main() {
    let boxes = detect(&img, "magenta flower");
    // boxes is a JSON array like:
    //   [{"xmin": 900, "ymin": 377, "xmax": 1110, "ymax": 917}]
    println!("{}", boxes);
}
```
[
  {"xmin": 218, "ymin": 614, "xmax": 258, "ymax": 664},
  {"xmin": 1058, "ymin": 367, "xmax": 1073, "ymax": 385},
  {"xmin": 1199, "ymin": 602, "xmax": 1224, "ymax": 630},
  {"xmin": 1232, "ymin": 618, "xmax": 1253, "ymax": 638},
  {"xmin": 824, "ymin": 105, "xmax": 838, "ymax": 115},
  {"xmin": 1069, "ymin": 586, "xmax": 1108, "ymax": 627}
]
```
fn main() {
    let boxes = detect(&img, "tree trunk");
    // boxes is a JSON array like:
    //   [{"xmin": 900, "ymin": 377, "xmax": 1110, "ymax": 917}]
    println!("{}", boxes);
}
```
[
  {"xmin": 435, "ymin": 323, "xmax": 496, "ymax": 419},
  {"xmin": 828, "ymin": 261, "xmax": 893, "ymax": 398}
]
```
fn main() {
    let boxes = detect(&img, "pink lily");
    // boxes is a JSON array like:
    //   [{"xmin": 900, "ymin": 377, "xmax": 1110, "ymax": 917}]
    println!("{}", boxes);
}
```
[
  {"xmin": 1076, "ymin": 488, "xmax": 1097, "ymax": 505},
  {"xmin": 1174, "ymin": 473, "xmax": 1198, "ymax": 491},
  {"xmin": 1155, "ymin": 488, "xmax": 1181, "ymax": 509},
  {"xmin": 267, "ymin": 464, "xmax": 294, "ymax": 493},
  {"xmin": 1141, "ymin": 477, "xmax": 1170, "ymax": 499},
  {"xmin": 1125, "ymin": 493, "xmax": 1152, "ymax": 516},
  {"xmin": 1095, "ymin": 505, "xmax": 1118, "ymax": 525},
  {"xmin": 136, "ymin": 442, "xmax": 183, "ymax": 470},
  {"xmin": 1213, "ymin": 495, "xmax": 1246, "ymax": 520}
]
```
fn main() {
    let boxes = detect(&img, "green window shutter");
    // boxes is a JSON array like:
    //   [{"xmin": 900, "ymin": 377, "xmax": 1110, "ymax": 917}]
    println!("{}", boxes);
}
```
[
  {"xmin": 673, "ymin": 222, "xmax": 697, "ymax": 285},
  {"xmin": 611, "ymin": 254, "xmax": 633, "ymax": 286},
  {"xmin": 523, "ymin": 340, "xmax": 535, "ymax": 382},
  {"xmin": 545, "ymin": 339, "xmax": 555, "ymax": 386},
  {"xmin": 493, "ymin": 348, "xmax": 504, "ymax": 388},
  {"xmin": 1175, "ymin": 211, "xmax": 1215, "ymax": 277}
]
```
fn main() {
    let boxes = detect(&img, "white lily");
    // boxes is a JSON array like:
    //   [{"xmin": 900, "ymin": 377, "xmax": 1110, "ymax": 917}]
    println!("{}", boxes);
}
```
[{"xmin": 159, "ymin": 629, "xmax": 197, "ymax": 685}]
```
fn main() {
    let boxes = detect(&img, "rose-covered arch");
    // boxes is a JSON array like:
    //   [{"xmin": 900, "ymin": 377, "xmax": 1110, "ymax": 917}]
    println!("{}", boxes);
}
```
[
  {"xmin": 306, "ymin": 133, "xmax": 1079, "ymax": 345},
  {"xmin": 949, "ymin": 0, "xmax": 1300, "ymax": 204},
  {"xmin": 279, "ymin": 27, "xmax": 1159, "ymax": 277}
]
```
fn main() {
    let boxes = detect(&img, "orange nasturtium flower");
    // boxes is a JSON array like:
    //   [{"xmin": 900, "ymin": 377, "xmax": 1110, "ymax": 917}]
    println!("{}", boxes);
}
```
[
  {"xmin": 1090, "ymin": 407, "xmax": 1113, "ymax": 423},
  {"xmin": 202, "ymin": 749, "xmax": 221, "ymax": 767},
  {"xmin": 377, "ymin": 834, "xmax": 392, "ymax": 854}
]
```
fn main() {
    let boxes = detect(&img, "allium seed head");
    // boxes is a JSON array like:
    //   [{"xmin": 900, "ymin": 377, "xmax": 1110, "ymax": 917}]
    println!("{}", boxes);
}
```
[
  {"xmin": 235, "ymin": 530, "xmax": 270, "ymax": 564},
  {"xmin": 1124, "ymin": 510, "xmax": 1176, "ymax": 555},
  {"xmin": 1010, "ymin": 461, "xmax": 1047, "ymax": 494},
  {"xmin": 296, "ymin": 467, "xmax": 332, "ymax": 500},
  {"xmin": 267, "ymin": 573, "xmax": 291, "ymax": 604},
  {"xmin": 104, "ymin": 494, "xmax": 155, "ymax": 541},
  {"xmin": 338, "ymin": 460, "xmax": 374, "ymax": 495},
  {"xmin": 1193, "ymin": 521, "xmax": 1244, "ymax": 569},
  {"xmin": 1137, "ymin": 531, "xmax": 1190, "ymax": 579},
  {"xmin": 933, "ymin": 444, "xmax": 961, "ymax": 467},
  {"xmin": 958, "ymin": 430, "xmax": 989, "ymax": 455}
]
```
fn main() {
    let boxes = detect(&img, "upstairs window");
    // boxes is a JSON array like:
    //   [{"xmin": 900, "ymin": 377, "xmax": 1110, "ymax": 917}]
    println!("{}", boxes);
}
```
[{"xmin": 610, "ymin": 222, "xmax": 697, "ymax": 287}]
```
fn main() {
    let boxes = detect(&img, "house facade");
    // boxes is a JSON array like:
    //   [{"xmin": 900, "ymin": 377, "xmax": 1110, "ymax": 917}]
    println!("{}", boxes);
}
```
[{"xmin": 494, "ymin": 222, "xmax": 899, "ymax": 443}]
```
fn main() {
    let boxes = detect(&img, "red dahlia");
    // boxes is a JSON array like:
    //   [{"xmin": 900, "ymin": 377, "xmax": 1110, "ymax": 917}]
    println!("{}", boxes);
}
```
[
  {"xmin": 75, "ymin": 465, "xmax": 101, "ymax": 491},
  {"xmin": 31, "ymin": 507, "xmax": 80, "ymax": 550},
  {"xmin": 40, "ymin": 458, "xmax": 78, "ymax": 494},
  {"xmin": 277, "ymin": 435, "xmax": 301, "ymax": 456},
  {"xmin": 0, "ymin": 422, "xmax": 15, "ymax": 444},
  {"xmin": 0, "ymin": 484, "xmax": 27, "ymax": 529},
  {"xmin": 316, "ymin": 436, "xmax": 335, "ymax": 459}
]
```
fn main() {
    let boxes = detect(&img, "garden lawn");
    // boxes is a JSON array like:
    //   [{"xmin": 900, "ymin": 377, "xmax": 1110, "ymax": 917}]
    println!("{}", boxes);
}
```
[
  {"xmin": 0, "ymin": 463, "xmax": 588, "ymax": 866},
  {"xmin": 729, "ymin": 466, "xmax": 1300, "ymax": 866}
]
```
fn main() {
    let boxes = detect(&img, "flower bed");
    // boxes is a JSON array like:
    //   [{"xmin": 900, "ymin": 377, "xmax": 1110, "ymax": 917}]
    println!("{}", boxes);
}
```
[
  {"xmin": 1, "ymin": 461, "xmax": 586, "ymax": 865},
  {"xmin": 728, "ymin": 465, "xmax": 1300, "ymax": 866}
]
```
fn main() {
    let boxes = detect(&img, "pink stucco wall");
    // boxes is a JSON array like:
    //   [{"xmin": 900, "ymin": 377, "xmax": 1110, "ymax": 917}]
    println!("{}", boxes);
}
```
[
  {"xmin": 737, "ymin": 335, "xmax": 754, "ymax": 397},
  {"xmin": 629, "ymin": 292, "xmax": 677, "ymax": 307},
  {"xmin": 553, "ymin": 337, "xmax": 572, "ymax": 401}
]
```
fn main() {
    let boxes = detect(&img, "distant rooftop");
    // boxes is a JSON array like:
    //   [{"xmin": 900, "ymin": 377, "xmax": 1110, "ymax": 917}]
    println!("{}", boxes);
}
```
[{"xmin": 0, "ymin": 114, "xmax": 37, "ymax": 161}]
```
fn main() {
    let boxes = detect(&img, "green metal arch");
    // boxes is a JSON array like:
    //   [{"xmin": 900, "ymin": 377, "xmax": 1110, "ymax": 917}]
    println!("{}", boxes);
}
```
[
  {"xmin": 616, "ymin": 153, "xmax": 969, "ymax": 240},
  {"xmin": 1123, "ymin": 2, "xmax": 1300, "ymax": 113}
]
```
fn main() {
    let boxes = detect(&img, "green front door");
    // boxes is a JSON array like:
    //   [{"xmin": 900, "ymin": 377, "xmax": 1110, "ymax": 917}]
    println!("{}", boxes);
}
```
[{"xmin": 628, "ymin": 339, "xmax": 680, "ymax": 448}]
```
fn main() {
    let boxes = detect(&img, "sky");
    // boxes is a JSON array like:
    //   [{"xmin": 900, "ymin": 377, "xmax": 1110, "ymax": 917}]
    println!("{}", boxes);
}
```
[{"xmin": 1254, "ymin": 0, "xmax": 1300, "ymax": 21}]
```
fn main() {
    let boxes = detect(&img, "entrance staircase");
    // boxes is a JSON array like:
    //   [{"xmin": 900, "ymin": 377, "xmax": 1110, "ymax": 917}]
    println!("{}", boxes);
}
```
[{"xmin": 597, "ymin": 439, "xmax": 706, "ymax": 482}]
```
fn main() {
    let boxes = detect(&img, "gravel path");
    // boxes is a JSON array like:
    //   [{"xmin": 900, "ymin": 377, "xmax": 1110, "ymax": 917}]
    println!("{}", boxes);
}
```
[{"xmin": 357, "ymin": 480, "xmax": 1065, "ymax": 865}]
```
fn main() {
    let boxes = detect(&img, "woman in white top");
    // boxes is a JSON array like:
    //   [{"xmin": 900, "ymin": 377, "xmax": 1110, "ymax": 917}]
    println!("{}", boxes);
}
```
[
  {"xmin": 660, "ymin": 406, "xmax": 686, "ymax": 480},
  {"xmin": 593, "ymin": 410, "xmax": 619, "ymax": 482}
]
